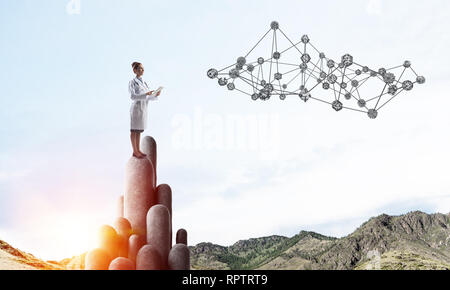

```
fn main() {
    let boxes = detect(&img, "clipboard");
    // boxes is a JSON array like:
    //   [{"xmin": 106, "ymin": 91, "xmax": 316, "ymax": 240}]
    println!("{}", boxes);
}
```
[{"xmin": 150, "ymin": 86, "xmax": 164, "ymax": 97}]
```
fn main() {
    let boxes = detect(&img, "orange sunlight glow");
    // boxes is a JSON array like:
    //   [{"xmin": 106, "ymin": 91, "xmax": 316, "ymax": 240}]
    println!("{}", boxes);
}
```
[{"xmin": 15, "ymin": 203, "xmax": 116, "ymax": 261}]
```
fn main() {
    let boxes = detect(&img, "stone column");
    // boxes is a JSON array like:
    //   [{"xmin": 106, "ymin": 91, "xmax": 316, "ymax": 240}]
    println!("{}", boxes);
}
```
[
  {"xmin": 117, "ymin": 195, "xmax": 124, "ymax": 218},
  {"xmin": 128, "ymin": 234, "xmax": 146, "ymax": 264},
  {"xmin": 157, "ymin": 184, "xmax": 172, "ymax": 248},
  {"xmin": 109, "ymin": 257, "xmax": 135, "ymax": 270},
  {"xmin": 176, "ymin": 228, "xmax": 188, "ymax": 245},
  {"xmin": 114, "ymin": 217, "xmax": 132, "ymax": 258},
  {"xmin": 136, "ymin": 245, "xmax": 162, "ymax": 270},
  {"xmin": 146, "ymin": 204, "xmax": 171, "ymax": 269},
  {"xmin": 98, "ymin": 225, "xmax": 119, "ymax": 260},
  {"xmin": 85, "ymin": 248, "xmax": 111, "ymax": 270},
  {"xmin": 168, "ymin": 244, "xmax": 190, "ymax": 270},
  {"xmin": 124, "ymin": 157, "xmax": 155, "ymax": 237},
  {"xmin": 141, "ymin": 136, "xmax": 157, "ymax": 185}
]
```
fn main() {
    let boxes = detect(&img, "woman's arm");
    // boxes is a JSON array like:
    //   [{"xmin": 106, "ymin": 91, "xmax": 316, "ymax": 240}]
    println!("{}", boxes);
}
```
[
  {"xmin": 146, "ymin": 94, "xmax": 158, "ymax": 101},
  {"xmin": 129, "ymin": 80, "xmax": 148, "ymax": 100},
  {"xmin": 146, "ymin": 88, "xmax": 161, "ymax": 101}
]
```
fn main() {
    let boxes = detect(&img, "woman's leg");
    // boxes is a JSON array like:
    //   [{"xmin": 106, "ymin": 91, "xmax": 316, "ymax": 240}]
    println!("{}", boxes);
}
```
[
  {"xmin": 136, "ymin": 132, "xmax": 146, "ymax": 156},
  {"xmin": 131, "ymin": 131, "xmax": 145, "ymax": 158},
  {"xmin": 131, "ymin": 131, "xmax": 138, "ymax": 155}
]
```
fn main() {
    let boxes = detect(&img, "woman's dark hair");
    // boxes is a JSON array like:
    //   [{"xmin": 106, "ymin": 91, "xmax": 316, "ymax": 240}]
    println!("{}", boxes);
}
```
[{"xmin": 132, "ymin": 62, "xmax": 142, "ymax": 71}]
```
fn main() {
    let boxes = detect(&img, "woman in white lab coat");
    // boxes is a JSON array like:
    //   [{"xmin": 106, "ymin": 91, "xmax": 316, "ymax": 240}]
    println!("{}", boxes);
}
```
[{"xmin": 129, "ymin": 62, "xmax": 161, "ymax": 158}]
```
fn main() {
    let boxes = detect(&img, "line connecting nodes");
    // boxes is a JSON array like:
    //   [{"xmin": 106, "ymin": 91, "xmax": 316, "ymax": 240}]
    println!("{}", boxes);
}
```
[{"xmin": 207, "ymin": 21, "xmax": 426, "ymax": 119}]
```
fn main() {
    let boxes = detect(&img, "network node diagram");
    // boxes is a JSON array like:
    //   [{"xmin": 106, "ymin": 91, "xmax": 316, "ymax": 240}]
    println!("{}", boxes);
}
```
[{"xmin": 207, "ymin": 21, "xmax": 425, "ymax": 119}]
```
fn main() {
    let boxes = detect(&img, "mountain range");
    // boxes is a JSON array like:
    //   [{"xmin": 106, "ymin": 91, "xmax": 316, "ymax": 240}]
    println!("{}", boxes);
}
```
[{"xmin": 189, "ymin": 211, "xmax": 450, "ymax": 270}]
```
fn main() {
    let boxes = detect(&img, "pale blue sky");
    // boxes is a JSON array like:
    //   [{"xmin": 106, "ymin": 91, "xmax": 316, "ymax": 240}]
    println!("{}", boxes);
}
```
[{"xmin": 1, "ymin": 0, "xmax": 450, "ymax": 260}]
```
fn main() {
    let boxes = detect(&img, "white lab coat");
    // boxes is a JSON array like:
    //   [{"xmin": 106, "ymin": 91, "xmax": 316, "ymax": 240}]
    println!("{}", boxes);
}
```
[{"xmin": 129, "ymin": 76, "xmax": 158, "ymax": 130}]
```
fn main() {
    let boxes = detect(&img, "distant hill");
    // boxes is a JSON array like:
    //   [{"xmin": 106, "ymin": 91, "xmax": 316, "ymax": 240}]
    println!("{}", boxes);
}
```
[
  {"xmin": 0, "ymin": 240, "xmax": 62, "ymax": 270},
  {"xmin": 190, "ymin": 211, "xmax": 450, "ymax": 270},
  {"xmin": 1, "ymin": 211, "xmax": 449, "ymax": 270}
]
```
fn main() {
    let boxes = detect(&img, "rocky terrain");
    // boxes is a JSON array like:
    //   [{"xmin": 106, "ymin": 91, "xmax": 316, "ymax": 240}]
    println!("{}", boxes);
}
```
[
  {"xmin": 1, "ymin": 211, "xmax": 449, "ymax": 270},
  {"xmin": 190, "ymin": 211, "xmax": 450, "ymax": 270},
  {"xmin": 0, "ymin": 240, "xmax": 62, "ymax": 270}
]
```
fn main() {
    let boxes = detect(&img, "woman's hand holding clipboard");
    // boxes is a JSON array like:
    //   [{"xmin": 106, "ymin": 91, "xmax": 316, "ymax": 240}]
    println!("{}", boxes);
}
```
[{"xmin": 151, "ymin": 86, "xmax": 164, "ymax": 97}]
